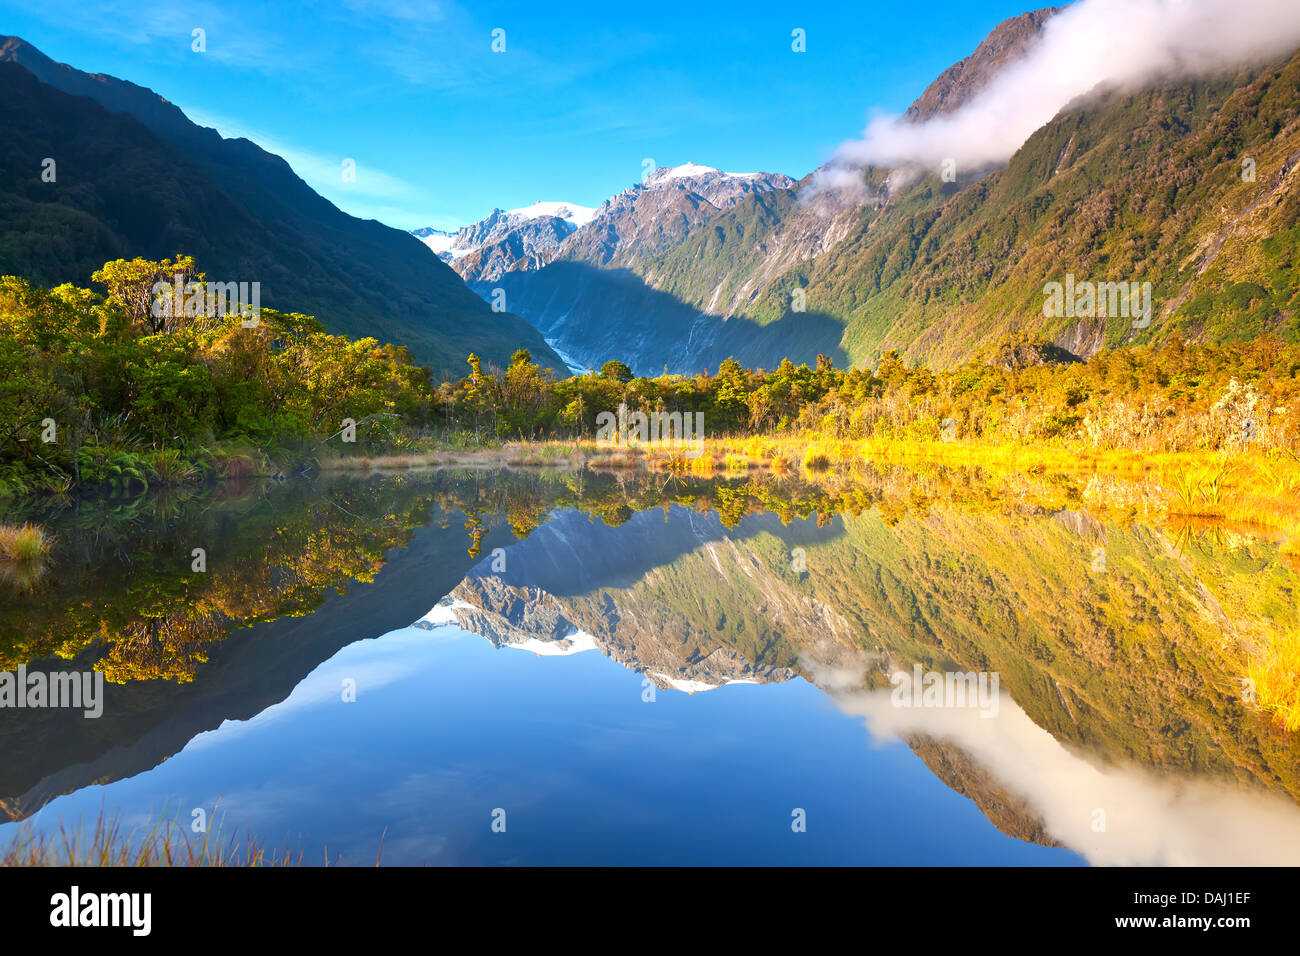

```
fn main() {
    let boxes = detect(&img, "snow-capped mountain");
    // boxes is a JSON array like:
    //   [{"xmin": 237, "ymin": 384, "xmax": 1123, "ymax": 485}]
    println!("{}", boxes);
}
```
[
  {"xmin": 411, "ymin": 163, "xmax": 795, "ymax": 373},
  {"xmin": 561, "ymin": 162, "xmax": 796, "ymax": 268},
  {"xmin": 642, "ymin": 161, "xmax": 765, "ymax": 185},
  {"xmin": 504, "ymin": 200, "xmax": 597, "ymax": 229},
  {"xmin": 410, "ymin": 227, "xmax": 467, "ymax": 261},
  {"xmin": 411, "ymin": 200, "xmax": 597, "ymax": 282}
]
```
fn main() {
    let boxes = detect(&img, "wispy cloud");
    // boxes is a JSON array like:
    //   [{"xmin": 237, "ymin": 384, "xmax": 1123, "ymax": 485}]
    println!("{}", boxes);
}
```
[
  {"xmin": 185, "ymin": 106, "xmax": 438, "ymax": 223},
  {"xmin": 8, "ymin": 0, "xmax": 309, "ymax": 74}
]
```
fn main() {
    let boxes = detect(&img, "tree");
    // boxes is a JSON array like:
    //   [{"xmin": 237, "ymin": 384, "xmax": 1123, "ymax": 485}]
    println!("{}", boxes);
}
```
[
  {"xmin": 599, "ymin": 360, "xmax": 634, "ymax": 383},
  {"xmin": 92, "ymin": 256, "xmax": 200, "ymax": 333}
]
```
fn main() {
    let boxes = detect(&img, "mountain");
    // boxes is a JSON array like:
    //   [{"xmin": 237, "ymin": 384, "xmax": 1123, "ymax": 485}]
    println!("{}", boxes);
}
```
[
  {"xmin": 903, "ymin": 7, "xmax": 1062, "ymax": 122},
  {"xmin": 680, "ymin": 49, "xmax": 1300, "ymax": 369},
  {"xmin": 0, "ymin": 36, "xmax": 564, "ymax": 377},
  {"xmin": 442, "ymin": 16, "xmax": 1060, "ymax": 375},
  {"xmin": 438, "ymin": 164, "xmax": 796, "ymax": 373},
  {"xmin": 420, "ymin": 164, "xmax": 794, "ymax": 298},
  {"xmin": 548, "ymin": 163, "xmax": 796, "ymax": 269},
  {"xmin": 464, "ymin": 7, "xmax": 1300, "ymax": 374},
  {"xmin": 439, "ymin": 12, "xmax": 1055, "ymax": 375},
  {"xmin": 415, "ymin": 201, "xmax": 597, "ymax": 284},
  {"xmin": 642, "ymin": 8, "xmax": 1066, "ymax": 339}
]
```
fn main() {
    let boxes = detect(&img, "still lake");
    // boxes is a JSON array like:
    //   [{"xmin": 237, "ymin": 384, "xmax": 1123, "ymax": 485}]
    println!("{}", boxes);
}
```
[{"xmin": 2, "ymin": 467, "xmax": 1298, "ymax": 865}]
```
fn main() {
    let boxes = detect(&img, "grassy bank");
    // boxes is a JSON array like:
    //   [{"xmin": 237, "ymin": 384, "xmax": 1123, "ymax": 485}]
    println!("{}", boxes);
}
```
[{"xmin": 341, "ymin": 434, "xmax": 1299, "ymax": 541}]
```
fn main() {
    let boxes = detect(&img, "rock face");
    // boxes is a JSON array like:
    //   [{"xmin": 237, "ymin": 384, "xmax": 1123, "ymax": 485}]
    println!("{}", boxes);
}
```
[
  {"xmin": 902, "ymin": 8, "xmax": 1063, "ymax": 122},
  {"xmin": 551, "ymin": 164, "xmax": 796, "ymax": 270},
  {"xmin": 414, "ymin": 202, "xmax": 597, "ymax": 284},
  {"xmin": 451, "ymin": 213, "xmax": 577, "ymax": 284},
  {"xmin": 906, "ymin": 734, "xmax": 1065, "ymax": 847}
]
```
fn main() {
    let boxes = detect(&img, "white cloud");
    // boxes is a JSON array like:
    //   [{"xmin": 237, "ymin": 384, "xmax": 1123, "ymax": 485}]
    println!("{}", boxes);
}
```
[
  {"xmin": 824, "ymin": 677, "xmax": 1300, "ymax": 866},
  {"xmin": 816, "ymin": 0, "xmax": 1300, "ymax": 195}
]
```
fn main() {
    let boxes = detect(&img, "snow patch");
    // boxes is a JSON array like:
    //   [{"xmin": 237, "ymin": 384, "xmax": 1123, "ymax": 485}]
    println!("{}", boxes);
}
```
[
  {"xmin": 505, "ymin": 201, "xmax": 597, "ymax": 229},
  {"xmin": 649, "ymin": 672, "xmax": 763, "ymax": 694},
  {"xmin": 416, "ymin": 596, "xmax": 474, "ymax": 627},
  {"xmin": 651, "ymin": 162, "xmax": 763, "ymax": 183},
  {"xmin": 501, "ymin": 629, "xmax": 600, "ymax": 656}
]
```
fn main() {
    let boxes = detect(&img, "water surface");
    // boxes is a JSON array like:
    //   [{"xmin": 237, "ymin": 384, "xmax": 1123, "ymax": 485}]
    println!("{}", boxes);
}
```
[{"xmin": 2, "ymin": 468, "xmax": 1297, "ymax": 865}]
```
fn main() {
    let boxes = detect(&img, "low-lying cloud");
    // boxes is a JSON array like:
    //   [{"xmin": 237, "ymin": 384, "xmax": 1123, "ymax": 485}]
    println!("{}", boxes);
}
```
[
  {"xmin": 815, "ymin": 0, "xmax": 1300, "ymax": 195},
  {"xmin": 812, "ymin": 667, "xmax": 1300, "ymax": 866}
]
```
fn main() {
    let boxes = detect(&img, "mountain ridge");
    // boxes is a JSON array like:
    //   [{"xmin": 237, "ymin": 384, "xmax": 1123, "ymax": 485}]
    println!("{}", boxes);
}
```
[
  {"xmin": 449, "ymin": 7, "xmax": 1299, "ymax": 375},
  {"xmin": 0, "ymin": 36, "xmax": 564, "ymax": 377}
]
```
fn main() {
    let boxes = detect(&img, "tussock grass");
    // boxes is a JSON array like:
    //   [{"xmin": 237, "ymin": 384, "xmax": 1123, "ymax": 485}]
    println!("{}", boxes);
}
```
[
  {"xmin": 0, "ymin": 522, "xmax": 52, "ymax": 561},
  {"xmin": 1165, "ymin": 463, "xmax": 1233, "ymax": 518},
  {"xmin": 802, "ymin": 448, "xmax": 832, "ymax": 474}
]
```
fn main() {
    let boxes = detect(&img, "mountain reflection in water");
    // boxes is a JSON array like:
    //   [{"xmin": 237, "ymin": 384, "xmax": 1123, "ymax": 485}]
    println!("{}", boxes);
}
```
[{"xmin": 2, "ymin": 467, "xmax": 1298, "ymax": 865}]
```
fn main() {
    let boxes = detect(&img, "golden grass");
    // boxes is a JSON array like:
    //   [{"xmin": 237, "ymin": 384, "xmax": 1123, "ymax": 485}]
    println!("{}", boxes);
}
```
[
  {"xmin": 1248, "ymin": 631, "xmax": 1300, "ymax": 732},
  {"xmin": 319, "ymin": 434, "xmax": 1300, "ymax": 559},
  {"xmin": 0, "ymin": 522, "xmax": 53, "ymax": 561},
  {"xmin": 319, "ymin": 453, "xmax": 440, "ymax": 471},
  {"xmin": 723, "ymin": 452, "xmax": 750, "ymax": 474}
]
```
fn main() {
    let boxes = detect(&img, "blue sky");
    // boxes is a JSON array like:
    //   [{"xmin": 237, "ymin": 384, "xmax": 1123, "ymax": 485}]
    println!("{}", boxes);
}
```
[{"xmin": 1, "ymin": 0, "xmax": 1039, "ymax": 230}]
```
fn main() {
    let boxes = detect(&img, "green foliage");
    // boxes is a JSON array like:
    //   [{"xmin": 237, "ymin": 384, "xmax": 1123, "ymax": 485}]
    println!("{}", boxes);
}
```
[
  {"xmin": 0, "ymin": 259, "xmax": 436, "ymax": 491},
  {"xmin": 431, "ymin": 335, "xmax": 1300, "ymax": 455},
  {"xmin": 599, "ymin": 360, "xmax": 633, "ymax": 383}
]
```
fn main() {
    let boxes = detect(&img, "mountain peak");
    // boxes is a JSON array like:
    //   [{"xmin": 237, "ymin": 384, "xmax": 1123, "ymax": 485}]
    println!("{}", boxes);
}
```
[
  {"xmin": 903, "ymin": 7, "xmax": 1063, "ymax": 123},
  {"xmin": 504, "ymin": 200, "xmax": 597, "ymax": 229},
  {"xmin": 644, "ymin": 162, "xmax": 766, "ymax": 186}
]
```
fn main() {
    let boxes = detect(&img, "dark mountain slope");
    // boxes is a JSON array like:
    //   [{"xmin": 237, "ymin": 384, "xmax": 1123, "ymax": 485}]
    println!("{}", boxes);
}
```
[{"xmin": 0, "ymin": 38, "xmax": 562, "ymax": 376}]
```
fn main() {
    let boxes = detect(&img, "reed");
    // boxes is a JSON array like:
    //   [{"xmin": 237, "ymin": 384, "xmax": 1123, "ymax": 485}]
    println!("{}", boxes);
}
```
[{"xmin": 1, "ymin": 810, "xmax": 301, "ymax": 867}]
